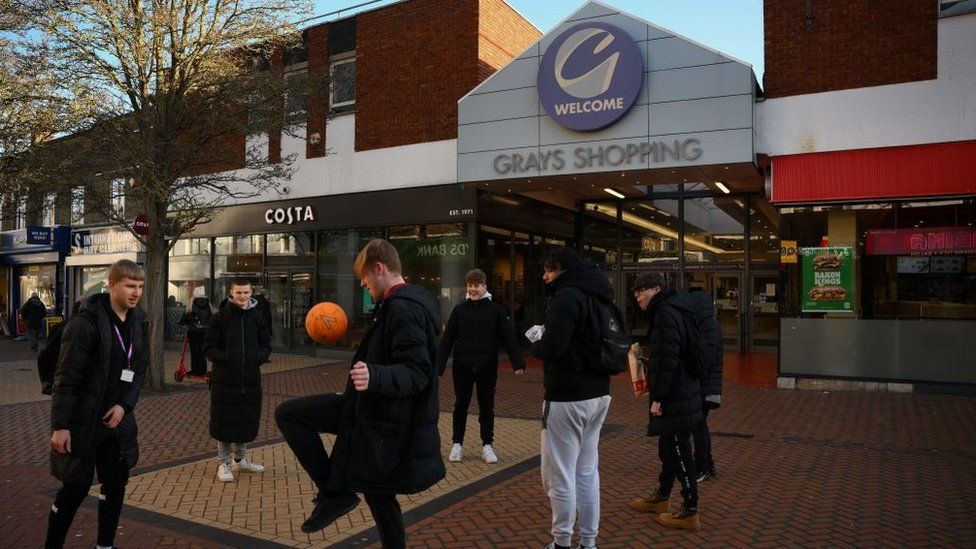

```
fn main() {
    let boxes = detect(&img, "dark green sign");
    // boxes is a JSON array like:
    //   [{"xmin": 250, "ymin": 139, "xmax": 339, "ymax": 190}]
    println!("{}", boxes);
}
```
[{"xmin": 801, "ymin": 246, "xmax": 855, "ymax": 313}]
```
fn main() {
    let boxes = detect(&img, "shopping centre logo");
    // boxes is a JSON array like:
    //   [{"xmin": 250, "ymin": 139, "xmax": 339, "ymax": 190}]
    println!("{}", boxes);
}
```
[{"xmin": 538, "ymin": 22, "xmax": 643, "ymax": 131}]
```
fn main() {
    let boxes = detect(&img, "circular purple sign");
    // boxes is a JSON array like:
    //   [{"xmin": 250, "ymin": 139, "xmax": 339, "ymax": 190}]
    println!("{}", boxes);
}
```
[{"xmin": 538, "ymin": 22, "xmax": 644, "ymax": 132}]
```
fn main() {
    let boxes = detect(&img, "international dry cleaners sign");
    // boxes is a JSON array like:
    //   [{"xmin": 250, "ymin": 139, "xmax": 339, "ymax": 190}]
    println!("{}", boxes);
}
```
[{"xmin": 491, "ymin": 21, "xmax": 704, "ymax": 176}]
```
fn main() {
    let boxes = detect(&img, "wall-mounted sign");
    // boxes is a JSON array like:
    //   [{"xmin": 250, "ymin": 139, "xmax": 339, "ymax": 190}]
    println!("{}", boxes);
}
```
[
  {"xmin": 226, "ymin": 253, "xmax": 264, "ymax": 273},
  {"xmin": 801, "ymin": 247, "xmax": 854, "ymax": 313},
  {"xmin": 492, "ymin": 138, "xmax": 702, "ymax": 176},
  {"xmin": 538, "ymin": 22, "xmax": 644, "ymax": 132},
  {"xmin": 866, "ymin": 227, "xmax": 976, "ymax": 255},
  {"xmin": 265, "ymin": 206, "xmax": 315, "ymax": 225},
  {"xmin": 71, "ymin": 227, "xmax": 141, "ymax": 255},
  {"xmin": 780, "ymin": 240, "xmax": 798, "ymax": 264},
  {"xmin": 132, "ymin": 214, "xmax": 150, "ymax": 236}
]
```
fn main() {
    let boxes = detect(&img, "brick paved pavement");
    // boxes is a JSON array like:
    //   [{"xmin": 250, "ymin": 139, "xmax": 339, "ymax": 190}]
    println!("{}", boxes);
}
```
[{"xmin": 1, "ymin": 342, "xmax": 975, "ymax": 547}]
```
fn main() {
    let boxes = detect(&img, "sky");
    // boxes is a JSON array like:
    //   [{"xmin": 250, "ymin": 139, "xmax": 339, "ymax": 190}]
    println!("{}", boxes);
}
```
[{"xmin": 311, "ymin": 0, "xmax": 765, "ymax": 81}]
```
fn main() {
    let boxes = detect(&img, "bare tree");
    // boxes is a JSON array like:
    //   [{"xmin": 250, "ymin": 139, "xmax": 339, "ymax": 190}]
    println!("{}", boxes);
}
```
[{"xmin": 6, "ymin": 0, "xmax": 321, "ymax": 389}]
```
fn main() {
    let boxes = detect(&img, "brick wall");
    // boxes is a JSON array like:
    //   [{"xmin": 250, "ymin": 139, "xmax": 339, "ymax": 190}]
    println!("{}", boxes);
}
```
[
  {"xmin": 764, "ymin": 0, "xmax": 937, "ymax": 98},
  {"xmin": 268, "ymin": 47, "xmax": 284, "ymax": 163},
  {"xmin": 477, "ymin": 0, "xmax": 541, "ymax": 82},
  {"xmin": 355, "ymin": 0, "xmax": 481, "ymax": 151},
  {"xmin": 305, "ymin": 23, "xmax": 329, "ymax": 158}
]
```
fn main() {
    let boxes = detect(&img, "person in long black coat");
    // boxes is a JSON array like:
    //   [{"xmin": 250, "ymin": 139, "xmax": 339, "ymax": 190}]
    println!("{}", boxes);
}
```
[
  {"xmin": 275, "ymin": 239, "xmax": 444, "ymax": 548},
  {"xmin": 204, "ymin": 279, "xmax": 271, "ymax": 483},
  {"xmin": 630, "ymin": 272, "xmax": 703, "ymax": 531},
  {"xmin": 46, "ymin": 260, "xmax": 149, "ymax": 548}
]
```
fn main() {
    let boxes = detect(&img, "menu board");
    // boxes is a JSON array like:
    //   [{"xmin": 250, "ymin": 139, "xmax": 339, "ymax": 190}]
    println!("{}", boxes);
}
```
[{"xmin": 801, "ymin": 247, "xmax": 855, "ymax": 313}]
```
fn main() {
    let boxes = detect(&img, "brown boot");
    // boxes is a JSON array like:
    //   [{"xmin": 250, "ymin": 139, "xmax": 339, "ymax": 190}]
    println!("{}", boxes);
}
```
[
  {"xmin": 656, "ymin": 505, "xmax": 701, "ymax": 531},
  {"xmin": 629, "ymin": 490, "xmax": 669, "ymax": 513}
]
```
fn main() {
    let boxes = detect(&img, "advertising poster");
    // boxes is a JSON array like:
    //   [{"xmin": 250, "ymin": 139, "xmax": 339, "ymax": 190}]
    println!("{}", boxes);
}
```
[{"xmin": 801, "ymin": 247, "xmax": 855, "ymax": 313}]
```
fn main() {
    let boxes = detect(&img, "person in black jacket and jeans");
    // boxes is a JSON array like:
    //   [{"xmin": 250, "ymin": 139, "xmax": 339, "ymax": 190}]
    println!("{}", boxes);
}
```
[
  {"xmin": 46, "ymin": 260, "xmax": 149, "ymax": 549},
  {"xmin": 438, "ymin": 268, "xmax": 525, "ymax": 464},
  {"xmin": 530, "ymin": 248, "xmax": 612, "ymax": 549},
  {"xmin": 205, "ymin": 278, "xmax": 271, "ymax": 483},
  {"xmin": 629, "ymin": 272, "xmax": 703, "ymax": 531},
  {"xmin": 275, "ymin": 239, "xmax": 444, "ymax": 548}
]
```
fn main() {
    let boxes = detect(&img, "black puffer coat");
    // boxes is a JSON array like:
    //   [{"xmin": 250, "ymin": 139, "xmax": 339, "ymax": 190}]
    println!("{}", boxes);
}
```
[
  {"xmin": 204, "ymin": 298, "xmax": 271, "ymax": 443},
  {"xmin": 50, "ymin": 293, "xmax": 148, "ymax": 484},
  {"xmin": 437, "ymin": 294, "xmax": 525, "ymax": 375},
  {"xmin": 645, "ymin": 289, "xmax": 702, "ymax": 437},
  {"xmin": 531, "ymin": 263, "xmax": 613, "ymax": 402},
  {"xmin": 180, "ymin": 297, "xmax": 213, "ymax": 333},
  {"xmin": 326, "ymin": 284, "xmax": 445, "ymax": 494},
  {"xmin": 687, "ymin": 291, "xmax": 724, "ymax": 407}
]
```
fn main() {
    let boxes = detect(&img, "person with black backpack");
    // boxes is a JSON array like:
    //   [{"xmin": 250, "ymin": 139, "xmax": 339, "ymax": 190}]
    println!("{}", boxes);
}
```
[
  {"xmin": 180, "ymin": 285, "xmax": 213, "ymax": 378},
  {"xmin": 629, "ymin": 272, "xmax": 703, "ymax": 532},
  {"xmin": 37, "ymin": 300, "xmax": 82, "ymax": 395},
  {"xmin": 530, "ymin": 248, "xmax": 616, "ymax": 549}
]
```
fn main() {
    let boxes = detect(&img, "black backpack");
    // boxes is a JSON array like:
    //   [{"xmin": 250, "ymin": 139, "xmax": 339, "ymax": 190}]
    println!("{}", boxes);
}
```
[
  {"xmin": 37, "ymin": 322, "xmax": 65, "ymax": 395},
  {"xmin": 679, "ymin": 291, "xmax": 722, "ymax": 380},
  {"xmin": 586, "ymin": 294, "xmax": 632, "ymax": 376}
]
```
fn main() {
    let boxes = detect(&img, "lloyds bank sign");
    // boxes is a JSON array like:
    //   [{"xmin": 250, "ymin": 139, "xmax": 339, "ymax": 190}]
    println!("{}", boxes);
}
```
[{"xmin": 491, "ymin": 21, "xmax": 705, "ymax": 176}]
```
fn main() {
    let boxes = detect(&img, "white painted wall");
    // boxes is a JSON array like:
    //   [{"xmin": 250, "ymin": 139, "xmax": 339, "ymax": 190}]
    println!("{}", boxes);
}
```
[
  {"xmin": 757, "ymin": 12, "xmax": 976, "ymax": 156},
  {"xmin": 220, "ymin": 113, "xmax": 458, "ymax": 206}
]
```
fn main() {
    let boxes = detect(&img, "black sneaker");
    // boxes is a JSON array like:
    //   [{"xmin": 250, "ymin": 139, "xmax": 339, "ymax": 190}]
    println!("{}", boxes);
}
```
[
  {"xmin": 696, "ymin": 467, "xmax": 716, "ymax": 483},
  {"xmin": 300, "ymin": 492, "xmax": 360, "ymax": 533}
]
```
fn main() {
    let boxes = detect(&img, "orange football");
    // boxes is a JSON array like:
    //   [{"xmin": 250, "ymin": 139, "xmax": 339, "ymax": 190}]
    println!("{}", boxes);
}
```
[{"xmin": 305, "ymin": 302, "xmax": 348, "ymax": 344}]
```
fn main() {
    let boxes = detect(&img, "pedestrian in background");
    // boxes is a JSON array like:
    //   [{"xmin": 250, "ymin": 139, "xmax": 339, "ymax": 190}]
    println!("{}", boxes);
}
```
[
  {"xmin": 22, "ymin": 292, "xmax": 47, "ymax": 352},
  {"xmin": 180, "ymin": 285, "xmax": 213, "ymax": 378},
  {"xmin": 438, "ymin": 268, "xmax": 525, "ymax": 464},
  {"xmin": 205, "ymin": 278, "xmax": 271, "ymax": 482}
]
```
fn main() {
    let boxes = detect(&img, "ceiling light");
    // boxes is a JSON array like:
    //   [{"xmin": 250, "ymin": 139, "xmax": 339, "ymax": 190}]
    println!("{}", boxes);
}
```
[
  {"xmin": 714, "ymin": 182, "xmax": 731, "ymax": 194},
  {"xmin": 604, "ymin": 188, "xmax": 625, "ymax": 199}
]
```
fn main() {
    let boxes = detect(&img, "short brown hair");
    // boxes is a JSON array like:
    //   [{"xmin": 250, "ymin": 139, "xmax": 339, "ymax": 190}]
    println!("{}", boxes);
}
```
[
  {"xmin": 230, "ymin": 278, "xmax": 252, "ymax": 288},
  {"xmin": 109, "ymin": 259, "xmax": 145, "ymax": 283},
  {"xmin": 354, "ymin": 239, "xmax": 402, "ymax": 277},
  {"xmin": 465, "ymin": 269, "xmax": 486, "ymax": 285}
]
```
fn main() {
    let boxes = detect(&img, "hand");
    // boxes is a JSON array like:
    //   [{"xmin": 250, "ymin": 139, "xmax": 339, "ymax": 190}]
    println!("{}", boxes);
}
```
[
  {"xmin": 351, "ymin": 361, "xmax": 370, "ymax": 392},
  {"xmin": 102, "ymin": 405, "xmax": 125, "ymax": 429},
  {"xmin": 514, "ymin": 368, "xmax": 525, "ymax": 375},
  {"xmin": 51, "ymin": 429, "xmax": 71, "ymax": 454},
  {"xmin": 651, "ymin": 401, "xmax": 662, "ymax": 416}
]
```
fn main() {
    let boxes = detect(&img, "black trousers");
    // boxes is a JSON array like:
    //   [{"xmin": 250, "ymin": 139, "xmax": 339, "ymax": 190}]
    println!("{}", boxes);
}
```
[
  {"xmin": 187, "ymin": 330, "xmax": 207, "ymax": 375},
  {"xmin": 275, "ymin": 394, "xmax": 406, "ymax": 548},
  {"xmin": 658, "ymin": 431, "xmax": 698, "ymax": 509},
  {"xmin": 693, "ymin": 404, "xmax": 714, "ymax": 473},
  {"xmin": 452, "ymin": 367, "xmax": 497, "ymax": 445},
  {"xmin": 46, "ymin": 427, "xmax": 129, "ymax": 548}
]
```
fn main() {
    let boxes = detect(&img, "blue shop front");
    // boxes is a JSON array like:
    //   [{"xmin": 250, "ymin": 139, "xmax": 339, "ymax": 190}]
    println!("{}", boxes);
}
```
[{"xmin": 0, "ymin": 226, "xmax": 71, "ymax": 337}]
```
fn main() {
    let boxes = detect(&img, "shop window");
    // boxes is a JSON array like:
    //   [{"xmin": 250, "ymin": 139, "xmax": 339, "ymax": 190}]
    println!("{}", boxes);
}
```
[
  {"xmin": 392, "ymin": 224, "xmax": 469, "ymax": 323},
  {"xmin": 167, "ymin": 237, "xmax": 213, "ymax": 341},
  {"xmin": 682, "ymin": 196, "xmax": 746, "ymax": 265},
  {"xmin": 214, "ymin": 235, "xmax": 265, "ymax": 302},
  {"xmin": 317, "ymin": 228, "xmax": 384, "ymax": 348},
  {"xmin": 750, "ymin": 197, "xmax": 780, "ymax": 265},
  {"xmin": 330, "ymin": 57, "xmax": 355, "ymax": 110}
]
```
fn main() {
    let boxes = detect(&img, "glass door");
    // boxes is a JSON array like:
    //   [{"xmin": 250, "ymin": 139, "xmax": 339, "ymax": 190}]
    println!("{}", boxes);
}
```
[
  {"xmin": 712, "ymin": 273, "xmax": 741, "ymax": 351},
  {"xmin": 750, "ymin": 272, "xmax": 780, "ymax": 350},
  {"xmin": 267, "ymin": 270, "xmax": 314, "ymax": 354}
]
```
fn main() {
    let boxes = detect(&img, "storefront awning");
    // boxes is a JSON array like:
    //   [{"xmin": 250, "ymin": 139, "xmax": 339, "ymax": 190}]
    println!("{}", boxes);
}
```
[{"xmin": 771, "ymin": 140, "xmax": 976, "ymax": 204}]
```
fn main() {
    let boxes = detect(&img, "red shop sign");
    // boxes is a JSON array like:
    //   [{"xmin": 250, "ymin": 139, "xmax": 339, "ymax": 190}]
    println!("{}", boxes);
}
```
[{"xmin": 866, "ymin": 227, "xmax": 976, "ymax": 255}]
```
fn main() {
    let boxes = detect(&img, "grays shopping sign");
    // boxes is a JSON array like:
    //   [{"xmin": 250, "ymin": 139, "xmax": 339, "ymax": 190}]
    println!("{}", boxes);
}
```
[{"xmin": 538, "ymin": 22, "xmax": 643, "ymax": 132}]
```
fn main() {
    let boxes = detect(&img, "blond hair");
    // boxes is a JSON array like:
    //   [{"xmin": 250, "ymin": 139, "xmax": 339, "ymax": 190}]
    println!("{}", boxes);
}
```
[
  {"xmin": 109, "ymin": 259, "xmax": 145, "ymax": 282},
  {"xmin": 353, "ymin": 239, "xmax": 402, "ymax": 277}
]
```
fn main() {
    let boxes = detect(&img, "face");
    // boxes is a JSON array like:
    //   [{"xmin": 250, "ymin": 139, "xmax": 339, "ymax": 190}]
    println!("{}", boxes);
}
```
[
  {"xmin": 229, "ymin": 284, "xmax": 252, "ymax": 308},
  {"xmin": 108, "ymin": 277, "xmax": 144, "ymax": 310},
  {"xmin": 359, "ymin": 263, "xmax": 388, "ymax": 302},
  {"xmin": 466, "ymin": 282, "xmax": 487, "ymax": 300},
  {"xmin": 634, "ymin": 286, "xmax": 660, "ymax": 311},
  {"xmin": 542, "ymin": 266, "xmax": 565, "ymax": 285}
]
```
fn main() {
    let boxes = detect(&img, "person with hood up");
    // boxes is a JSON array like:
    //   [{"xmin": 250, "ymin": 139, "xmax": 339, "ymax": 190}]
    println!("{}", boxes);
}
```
[
  {"xmin": 180, "ymin": 285, "xmax": 213, "ymax": 377},
  {"xmin": 204, "ymin": 278, "xmax": 271, "ymax": 483},
  {"xmin": 46, "ymin": 260, "xmax": 149, "ymax": 548},
  {"xmin": 275, "ymin": 239, "xmax": 444, "ymax": 548},
  {"xmin": 22, "ymin": 291, "xmax": 48, "ymax": 351},
  {"xmin": 529, "ymin": 247, "xmax": 613, "ymax": 549},
  {"xmin": 437, "ymin": 268, "xmax": 525, "ymax": 464},
  {"xmin": 629, "ymin": 272, "xmax": 703, "ymax": 531}
]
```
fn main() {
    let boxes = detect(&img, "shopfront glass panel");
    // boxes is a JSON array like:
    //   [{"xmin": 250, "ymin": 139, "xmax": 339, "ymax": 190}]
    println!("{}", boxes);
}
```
[
  {"xmin": 266, "ymin": 232, "xmax": 315, "ymax": 266},
  {"xmin": 19, "ymin": 265, "xmax": 56, "ymax": 308},
  {"xmin": 77, "ymin": 266, "xmax": 110, "ymax": 298},
  {"xmin": 682, "ymin": 196, "xmax": 746, "ymax": 266},
  {"xmin": 167, "ymin": 237, "xmax": 212, "ymax": 342},
  {"xmin": 214, "ymin": 235, "xmax": 265, "ymax": 303},
  {"xmin": 751, "ymin": 197, "xmax": 781, "ymax": 265},
  {"xmin": 392, "ymin": 224, "xmax": 469, "ymax": 324},
  {"xmin": 751, "ymin": 272, "xmax": 780, "ymax": 348},
  {"xmin": 317, "ymin": 228, "xmax": 384, "ymax": 349},
  {"xmin": 268, "ymin": 270, "xmax": 314, "ymax": 352}
]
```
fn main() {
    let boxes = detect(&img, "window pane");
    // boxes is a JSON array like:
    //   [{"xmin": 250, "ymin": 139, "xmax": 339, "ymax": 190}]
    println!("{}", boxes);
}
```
[{"xmin": 331, "ymin": 60, "xmax": 355, "ymax": 106}]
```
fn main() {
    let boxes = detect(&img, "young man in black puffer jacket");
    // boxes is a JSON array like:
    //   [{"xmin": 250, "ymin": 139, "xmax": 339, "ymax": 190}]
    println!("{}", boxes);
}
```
[
  {"xmin": 630, "ymin": 272, "xmax": 703, "ymax": 531},
  {"xmin": 438, "ymin": 268, "xmax": 525, "ymax": 465}
]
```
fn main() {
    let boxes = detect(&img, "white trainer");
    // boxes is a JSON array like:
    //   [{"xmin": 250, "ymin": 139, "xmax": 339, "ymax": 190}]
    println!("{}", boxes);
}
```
[
  {"xmin": 449, "ymin": 443, "xmax": 463, "ymax": 462},
  {"xmin": 482, "ymin": 444, "xmax": 498, "ymax": 464},
  {"xmin": 217, "ymin": 463, "xmax": 234, "ymax": 482},
  {"xmin": 233, "ymin": 457, "xmax": 266, "ymax": 473}
]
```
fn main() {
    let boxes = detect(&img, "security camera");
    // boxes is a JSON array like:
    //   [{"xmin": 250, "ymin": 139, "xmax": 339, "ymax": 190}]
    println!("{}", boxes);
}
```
[{"xmin": 280, "ymin": 186, "xmax": 291, "ymax": 195}]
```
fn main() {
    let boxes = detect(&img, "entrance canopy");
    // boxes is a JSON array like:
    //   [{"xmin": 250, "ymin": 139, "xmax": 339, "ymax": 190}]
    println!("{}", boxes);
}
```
[{"xmin": 457, "ymin": 1, "xmax": 762, "ymax": 200}]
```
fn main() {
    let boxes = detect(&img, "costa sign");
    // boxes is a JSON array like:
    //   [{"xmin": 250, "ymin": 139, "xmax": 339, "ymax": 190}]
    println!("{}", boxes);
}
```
[
  {"xmin": 265, "ymin": 206, "xmax": 315, "ymax": 225},
  {"xmin": 538, "ymin": 22, "xmax": 643, "ymax": 131}
]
